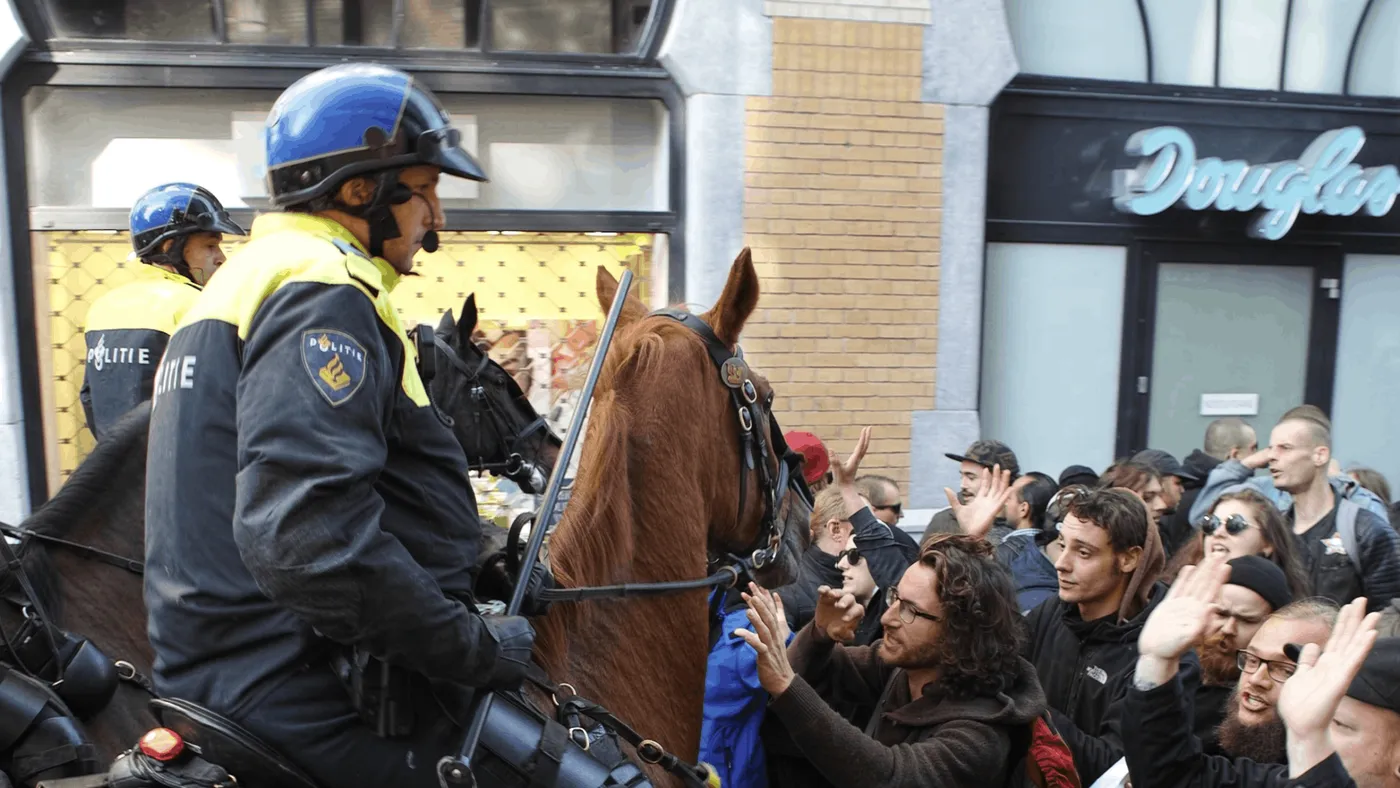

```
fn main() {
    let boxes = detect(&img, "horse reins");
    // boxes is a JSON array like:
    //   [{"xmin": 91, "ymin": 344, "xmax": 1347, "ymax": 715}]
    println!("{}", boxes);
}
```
[
  {"xmin": 0, "ymin": 522, "xmax": 144, "ymax": 576},
  {"xmin": 522, "ymin": 308, "xmax": 812, "ymax": 605}
]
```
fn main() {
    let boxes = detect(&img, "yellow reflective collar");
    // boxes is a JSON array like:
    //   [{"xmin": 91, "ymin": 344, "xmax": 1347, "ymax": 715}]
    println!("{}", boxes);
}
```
[
  {"xmin": 136, "ymin": 263, "xmax": 203, "ymax": 290},
  {"xmin": 249, "ymin": 213, "xmax": 403, "ymax": 293}
]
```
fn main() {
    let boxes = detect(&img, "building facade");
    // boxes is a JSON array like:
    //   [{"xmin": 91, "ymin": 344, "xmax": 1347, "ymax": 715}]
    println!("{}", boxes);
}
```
[{"xmin": 5, "ymin": 0, "xmax": 1396, "ymax": 526}]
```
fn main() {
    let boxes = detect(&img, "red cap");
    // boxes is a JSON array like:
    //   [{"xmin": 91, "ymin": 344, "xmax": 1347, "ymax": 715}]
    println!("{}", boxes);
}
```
[
  {"xmin": 785, "ymin": 431, "xmax": 830, "ymax": 485},
  {"xmin": 139, "ymin": 728, "xmax": 185, "ymax": 761}
]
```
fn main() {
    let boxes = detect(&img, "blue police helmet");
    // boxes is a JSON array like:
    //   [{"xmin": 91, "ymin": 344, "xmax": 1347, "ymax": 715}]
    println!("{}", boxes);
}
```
[
  {"xmin": 130, "ymin": 183, "xmax": 246, "ymax": 258},
  {"xmin": 264, "ymin": 63, "xmax": 487, "ymax": 208}
]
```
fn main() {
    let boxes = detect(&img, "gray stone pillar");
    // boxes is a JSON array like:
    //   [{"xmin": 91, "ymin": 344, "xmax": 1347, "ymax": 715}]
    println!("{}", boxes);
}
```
[
  {"xmin": 908, "ymin": 0, "xmax": 1017, "ymax": 508},
  {"xmin": 0, "ymin": 0, "xmax": 31, "ymax": 523},
  {"xmin": 657, "ymin": 0, "xmax": 772, "ymax": 309}
]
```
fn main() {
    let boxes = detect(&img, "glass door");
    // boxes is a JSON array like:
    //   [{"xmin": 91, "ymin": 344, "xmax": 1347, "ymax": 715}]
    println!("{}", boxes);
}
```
[{"xmin": 1117, "ymin": 243, "xmax": 1342, "ymax": 458}]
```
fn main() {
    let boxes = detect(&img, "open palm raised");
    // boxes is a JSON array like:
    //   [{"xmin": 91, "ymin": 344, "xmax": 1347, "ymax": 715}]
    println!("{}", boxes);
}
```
[
  {"xmin": 1278, "ymin": 598, "xmax": 1379, "ymax": 744},
  {"xmin": 1137, "ymin": 557, "xmax": 1230, "ymax": 662}
]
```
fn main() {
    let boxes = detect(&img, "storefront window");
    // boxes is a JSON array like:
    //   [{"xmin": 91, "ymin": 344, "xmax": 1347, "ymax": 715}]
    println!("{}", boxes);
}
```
[
  {"xmin": 1141, "ymin": 0, "xmax": 1215, "ymax": 87},
  {"xmin": 41, "ymin": 0, "xmax": 656, "ymax": 53},
  {"xmin": 980, "ymin": 243, "xmax": 1126, "ymax": 476},
  {"xmin": 1282, "ymin": 0, "xmax": 1370, "ymax": 94},
  {"xmin": 24, "ymin": 88, "xmax": 669, "ymax": 213},
  {"xmin": 1004, "ymin": 0, "xmax": 1148, "ymax": 82},
  {"xmin": 1332, "ymin": 254, "xmax": 1400, "ymax": 498},
  {"xmin": 1007, "ymin": 0, "xmax": 1400, "ymax": 96},
  {"xmin": 312, "ymin": 0, "xmax": 472, "ymax": 49},
  {"xmin": 1348, "ymin": 0, "xmax": 1400, "ymax": 98},
  {"xmin": 1217, "ymin": 0, "xmax": 1287, "ymax": 90},
  {"xmin": 33, "ymin": 230, "xmax": 662, "ymax": 498}
]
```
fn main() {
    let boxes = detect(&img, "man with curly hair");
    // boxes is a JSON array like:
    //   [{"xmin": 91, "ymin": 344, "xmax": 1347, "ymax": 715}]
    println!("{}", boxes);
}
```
[{"xmin": 736, "ymin": 534, "xmax": 1058, "ymax": 787}]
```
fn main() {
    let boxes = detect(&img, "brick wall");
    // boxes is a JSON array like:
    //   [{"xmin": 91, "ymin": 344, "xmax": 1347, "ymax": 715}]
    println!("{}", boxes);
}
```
[
  {"xmin": 764, "ymin": 0, "xmax": 931, "ymax": 25},
  {"xmin": 742, "ymin": 16, "xmax": 942, "ymax": 491}
]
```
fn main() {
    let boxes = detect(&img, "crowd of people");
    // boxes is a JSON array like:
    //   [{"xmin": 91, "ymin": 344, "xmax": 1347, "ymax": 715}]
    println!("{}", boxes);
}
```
[{"xmin": 702, "ymin": 409, "xmax": 1400, "ymax": 788}]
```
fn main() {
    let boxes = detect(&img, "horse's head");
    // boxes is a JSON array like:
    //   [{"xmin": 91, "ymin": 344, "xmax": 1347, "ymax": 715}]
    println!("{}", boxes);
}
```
[
  {"xmin": 426, "ymin": 295, "xmax": 562, "ymax": 494},
  {"xmin": 595, "ymin": 249, "xmax": 812, "ymax": 589}
]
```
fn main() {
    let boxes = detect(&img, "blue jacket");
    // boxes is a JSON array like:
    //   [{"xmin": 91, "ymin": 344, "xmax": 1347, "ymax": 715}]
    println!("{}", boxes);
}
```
[
  {"xmin": 997, "ymin": 530, "xmax": 1060, "ymax": 615},
  {"xmin": 701, "ymin": 596, "xmax": 792, "ymax": 788}
]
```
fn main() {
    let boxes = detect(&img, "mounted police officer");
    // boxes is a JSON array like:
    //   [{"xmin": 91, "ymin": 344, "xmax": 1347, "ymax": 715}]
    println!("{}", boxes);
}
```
[
  {"xmin": 80, "ymin": 183, "xmax": 244, "ymax": 440},
  {"xmin": 144, "ymin": 64, "xmax": 535, "ymax": 788}
]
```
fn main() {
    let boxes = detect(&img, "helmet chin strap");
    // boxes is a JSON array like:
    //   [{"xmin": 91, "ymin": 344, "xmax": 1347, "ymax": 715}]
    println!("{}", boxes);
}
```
[{"xmin": 146, "ymin": 236, "xmax": 198, "ymax": 284}]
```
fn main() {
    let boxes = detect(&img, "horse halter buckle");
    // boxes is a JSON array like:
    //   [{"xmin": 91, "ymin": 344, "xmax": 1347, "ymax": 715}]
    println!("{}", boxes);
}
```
[{"xmin": 648, "ymin": 308, "xmax": 804, "ymax": 571}]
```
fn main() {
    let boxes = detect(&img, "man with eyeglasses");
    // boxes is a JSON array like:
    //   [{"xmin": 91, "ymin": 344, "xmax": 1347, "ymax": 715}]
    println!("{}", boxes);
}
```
[
  {"xmin": 736, "ymin": 534, "xmax": 1059, "ymax": 788},
  {"xmin": 1192, "ymin": 557, "xmax": 1300, "ymax": 756},
  {"xmin": 1122, "ymin": 558, "xmax": 1399, "ymax": 788}
]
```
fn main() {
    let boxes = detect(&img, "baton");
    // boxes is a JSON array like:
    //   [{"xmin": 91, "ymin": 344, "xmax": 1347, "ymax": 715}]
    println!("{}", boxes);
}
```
[{"xmin": 439, "ymin": 268, "xmax": 635, "ymax": 788}]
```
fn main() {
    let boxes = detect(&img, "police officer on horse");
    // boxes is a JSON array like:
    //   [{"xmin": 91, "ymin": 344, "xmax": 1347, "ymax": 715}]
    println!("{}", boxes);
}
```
[
  {"xmin": 81, "ymin": 183, "xmax": 244, "ymax": 440},
  {"xmin": 144, "ymin": 64, "xmax": 536, "ymax": 788}
]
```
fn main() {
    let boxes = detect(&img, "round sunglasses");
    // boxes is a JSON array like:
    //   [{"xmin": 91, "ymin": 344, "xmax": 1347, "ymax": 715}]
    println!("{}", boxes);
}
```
[
  {"xmin": 836, "ymin": 547, "xmax": 863, "ymax": 566},
  {"xmin": 1199, "ymin": 513, "xmax": 1253, "ymax": 537}
]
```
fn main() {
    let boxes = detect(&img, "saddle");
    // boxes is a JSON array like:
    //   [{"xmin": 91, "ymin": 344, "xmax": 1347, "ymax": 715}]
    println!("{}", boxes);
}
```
[{"xmin": 148, "ymin": 698, "xmax": 318, "ymax": 788}]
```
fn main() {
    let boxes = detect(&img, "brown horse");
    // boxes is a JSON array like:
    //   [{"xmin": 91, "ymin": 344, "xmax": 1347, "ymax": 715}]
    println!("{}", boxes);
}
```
[
  {"xmin": 0, "ymin": 293, "xmax": 561, "ymax": 768},
  {"xmin": 533, "ymin": 248, "xmax": 810, "ymax": 786}
]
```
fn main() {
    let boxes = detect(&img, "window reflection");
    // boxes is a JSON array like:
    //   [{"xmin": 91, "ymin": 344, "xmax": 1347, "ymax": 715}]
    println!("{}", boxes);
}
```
[{"xmin": 43, "ymin": 0, "xmax": 655, "ymax": 53}]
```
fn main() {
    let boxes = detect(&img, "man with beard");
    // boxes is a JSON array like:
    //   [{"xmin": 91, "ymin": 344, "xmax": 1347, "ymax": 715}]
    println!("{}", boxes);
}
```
[
  {"xmin": 1194, "ymin": 557, "xmax": 1297, "ymax": 753},
  {"xmin": 737, "ymin": 535, "xmax": 1056, "ymax": 788},
  {"xmin": 1024, "ymin": 485, "xmax": 1190, "ymax": 784},
  {"xmin": 1123, "ymin": 556, "xmax": 1339, "ymax": 787},
  {"xmin": 922, "ymin": 440, "xmax": 1021, "ymax": 544}
]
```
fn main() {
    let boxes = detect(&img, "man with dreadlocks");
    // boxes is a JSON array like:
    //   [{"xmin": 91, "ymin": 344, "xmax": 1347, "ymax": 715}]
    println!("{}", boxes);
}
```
[{"xmin": 80, "ymin": 183, "xmax": 245, "ymax": 440}]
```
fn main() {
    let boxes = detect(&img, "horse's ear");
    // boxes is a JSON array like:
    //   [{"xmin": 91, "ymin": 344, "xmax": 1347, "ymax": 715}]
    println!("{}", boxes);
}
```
[
  {"xmin": 437, "ymin": 308, "xmax": 456, "ymax": 337},
  {"xmin": 462, "ymin": 293, "xmax": 479, "ymax": 338},
  {"xmin": 704, "ymin": 247, "xmax": 760, "ymax": 347},
  {"xmin": 596, "ymin": 266, "xmax": 648, "ymax": 326}
]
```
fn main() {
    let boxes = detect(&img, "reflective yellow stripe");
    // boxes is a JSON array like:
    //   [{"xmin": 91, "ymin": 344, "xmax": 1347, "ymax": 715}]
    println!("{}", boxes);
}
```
[
  {"xmin": 179, "ymin": 213, "xmax": 429, "ymax": 406},
  {"xmin": 84, "ymin": 265, "xmax": 201, "ymax": 335}
]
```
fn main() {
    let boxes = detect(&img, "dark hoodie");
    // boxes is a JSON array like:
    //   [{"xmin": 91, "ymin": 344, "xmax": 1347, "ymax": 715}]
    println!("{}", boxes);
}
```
[
  {"xmin": 777, "ymin": 546, "xmax": 844, "ymax": 632},
  {"xmin": 769, "ymin": 624, "xmax": 1047, "ymax": 788},
  {"xmin": 1164, "ymin": 450, "xmax": 1222, "ymax": 555},
  {"xmin": 1025, "ymin": 583, "xmax": 1202, "ymax": 784},
  {"xmin": 779, "ymin": 508, "xmax": 913, "ymax": 633}
]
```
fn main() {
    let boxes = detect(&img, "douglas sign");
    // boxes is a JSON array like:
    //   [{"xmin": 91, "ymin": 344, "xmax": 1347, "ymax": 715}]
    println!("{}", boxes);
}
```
[{"xmin": 1111, "ymin": 126, "xmax": 1400, "ymax": 240}]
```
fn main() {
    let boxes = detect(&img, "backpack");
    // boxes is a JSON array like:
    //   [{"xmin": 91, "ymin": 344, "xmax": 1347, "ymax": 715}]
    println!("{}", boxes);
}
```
[
  {"xmin": 1006, "ymin": 712, "xmax": 1081, "ymax": 788},
  {"xmin": 1336, "ymin": 498, "xmax": 1363, "ymax": 576}
]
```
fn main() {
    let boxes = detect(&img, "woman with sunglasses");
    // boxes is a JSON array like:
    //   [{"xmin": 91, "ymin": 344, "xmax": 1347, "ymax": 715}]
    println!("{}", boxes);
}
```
[
  {"xmin": 835, "ymin": 536, "xmax": 888, "ymax": 647},
  {"xmin": 1199, "ymin": 488, "xmax": 1312, "ymax": 599}
]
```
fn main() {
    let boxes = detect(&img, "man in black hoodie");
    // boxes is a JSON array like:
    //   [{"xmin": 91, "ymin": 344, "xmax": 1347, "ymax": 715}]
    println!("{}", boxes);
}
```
[{"xmin": 1025, "ymin": 485, "xmax": 1199, "ymax": 784}]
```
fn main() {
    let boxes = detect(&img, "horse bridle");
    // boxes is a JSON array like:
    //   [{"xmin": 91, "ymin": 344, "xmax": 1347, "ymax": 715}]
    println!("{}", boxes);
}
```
[
  {"xmin": 649, "ymin": 308, "xmax": 812, "ymax": 570},
  {"xmin": 531, "ymin": 309, "xmax": 813, "ymax": 605},
  {"xmin": 414, "ymin": 327, "xmax": 559, "ymax": 494}
]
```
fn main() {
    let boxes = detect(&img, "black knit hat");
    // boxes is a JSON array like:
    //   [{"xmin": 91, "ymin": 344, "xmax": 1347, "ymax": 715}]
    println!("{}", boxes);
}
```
[
  {"xmin": 1226, "ymin": 555, "xmax": 1292, "ymax": 612},
  {"xmin": 1347, "ymin": 637, "xmax": 1400, "ymax": 713}
]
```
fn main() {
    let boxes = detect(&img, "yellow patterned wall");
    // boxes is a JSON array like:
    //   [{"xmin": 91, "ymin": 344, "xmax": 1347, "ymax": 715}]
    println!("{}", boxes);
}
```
[{"xmin": 35, "ymin": 230, "xmax": 655, "ymax": 490}]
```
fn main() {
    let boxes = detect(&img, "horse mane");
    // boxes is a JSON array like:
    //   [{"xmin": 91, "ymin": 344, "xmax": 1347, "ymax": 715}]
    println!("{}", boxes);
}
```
[
  {"xmin": 534, "ymin": 315, "xmax": 712, "ymax": 668},
  {"xmin": 2, "ymin": 402, "xmax": 152, "ymax": 615}
]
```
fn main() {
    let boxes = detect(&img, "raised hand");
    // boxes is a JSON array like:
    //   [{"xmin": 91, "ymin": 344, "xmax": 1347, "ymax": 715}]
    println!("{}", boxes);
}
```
[
  {"xmin": 813, "ymin": 584, "xmax": 865, "ymax": 644},
  {"xmin": 944, "ymin": 465, "xmax": 1013, "ymax": 539},
  {"xmin": 1139, "ymin": 558, "xmax": 1230, "ymax": 661},
  {"xmin": 1279, "ymin": 597, "xmax": 1380, "ymax": 776},
  {"xmin": 830, "ymin": 427, "xmax": 871, "ymax": 488},
  {"xmin": 734, "ymin": 584, "xmax": 797, "ymax": 696}
]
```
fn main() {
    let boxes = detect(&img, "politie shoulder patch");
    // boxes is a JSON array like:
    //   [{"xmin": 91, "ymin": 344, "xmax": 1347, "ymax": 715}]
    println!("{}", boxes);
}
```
[{"xmin": 301, "ymin": 329, "xmax": 368, "ymax": 407}]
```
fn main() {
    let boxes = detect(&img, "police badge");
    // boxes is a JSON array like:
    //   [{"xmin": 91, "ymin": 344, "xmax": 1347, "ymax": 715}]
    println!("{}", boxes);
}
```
[{"xmin": 302, "ymin": 329, "xmax": 368, "ymax": 407}]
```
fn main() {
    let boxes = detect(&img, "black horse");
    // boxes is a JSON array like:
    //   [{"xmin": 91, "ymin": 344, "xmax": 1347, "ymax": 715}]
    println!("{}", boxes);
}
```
[{"xmin": 0, "ymin": 294, "xmax": 561, "ymax": 775}]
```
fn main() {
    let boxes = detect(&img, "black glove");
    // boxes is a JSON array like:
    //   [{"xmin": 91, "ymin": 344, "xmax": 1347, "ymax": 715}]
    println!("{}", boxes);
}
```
[
  {"xmin": 477, "ymin": 615, "xmax": 535, "ymax": 691},
  {"xmin": 521, "ymin": 561, "xmax": 555, "ymax": 617}
]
